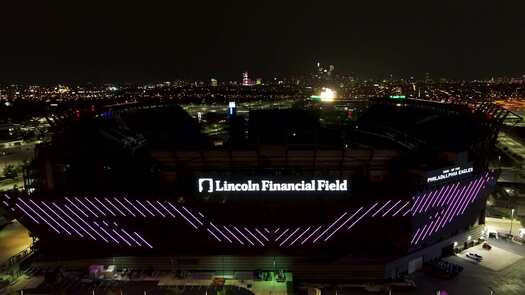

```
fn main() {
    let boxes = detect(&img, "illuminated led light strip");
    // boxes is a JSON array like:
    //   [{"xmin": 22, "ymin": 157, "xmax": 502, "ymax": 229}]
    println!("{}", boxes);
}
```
[
  {"xmin": 418, "ymin": 219, "xmax": 436, "ymax": 244},
  {"xmin": 15, "ymin": 204, "xmax": 40, "ymax": 224},
  {"xmin": 312, "ymin": 212, "xmax": 348, "ymax": 243},
  {"xmin": 410, "ymin": 227, "xmax": 422, "ymax": 244},
  {"xmin": 19, "ymin": 199, "xmax": 60, "ymax": 233},
  {"xmin": 156, "ymin": 201, "xmax": 175, "ymax": 218},
  {"xmin": 223, "ymin": 226, "xmax": 244, "ymax": 245},
  {"xmin": 245, "ymin": 228, "xmax": 265, "ymax": 246},
  {"xmin": 210, "ymin": 223, "xmax": 232, "ymax": 243},
  {"xmin": 166, "ymin": 202, "xmax": 197, "ymax": 229},
  {"xmin": 146, "ymin": 200, "xmax": 165, "ymax": 217},
  {"xmin": 112, "ymin": 229, "xmax": 132, "ymax": 246},
  {"xmin": 440, "ymin": 185, "xmax": 468, "ymax": 229},
  {"xmin": 418, "ymin": 190, "xmax": 435, "ymax": 214},
  {"xmin": 324, "ymin": 207, "xmax": 364, "ymax": 242},
  {"xmin": 264, "ymin": 228, "xmax": 270, "ymax": 234},
  {"xmin": 17, "ymin": 199, "xmax": 42, "ymax": 224},
  {"xmin": 289, "ymin": 227, "xmax": 310, "ymax": 246},
  {"xmin": 121, "ymin": 229, "xmax": 141, "ymax": 246},
  {"xmin": 433, "ymin": 183, "xmax": 460, "ymax": 230},
  {"xmin": 301, "ymin": 226, "xmax": 322, "ymax": 244},
  {"xmin": 85, "ymin": 198, "xmax": 106, "ymax": 216},
  {"xmin": 255, "ymin": 228, "xmax": 269, "ymax": 242},
  {"xmin": 105, "ymin": 198, "xmax": 126, "ymax": 216},
  {"xmin": 39, "ymin": 201, "xmax": 73, "ymax": 236},
  {"xmin": 75, "ymin": 197, "xmax": 98, "ymax": 217},
  {"xmin": 136, "ymin": 200, "xmax": 155, "ymax": 217},
  {"xmin": 436, "ymin": 185, "xmax": 452, "ymax": 208},
  {"xmin": 198, "ymin": 212, "xmax": 205, "ymax": 218},
  {"xmin": 412, "ymin": 193, "xmax": 428, "ymax": 215},
  {"xmin": 425, "ymin": 186, "xmax": 445, "ymax": 211},
  {"xmin": 124, "ymin": 198, "xmax": 146, "ymax": 217},
  {"xmin": 63, "ymin": 205, "xmax": 100, "ymax": 241},
  {"xmin": 52, "ymin": 203, "xmax": 87, "ymax": 238},
  {"xmin": 94, "ymin": 197, "xmax": 116, "ymax": 216},
  {"xmin": 372, "ymin": 200, "xmax": 392, "ymax": 217},
  {"xmin": 66, "ymin": 198, "xmax": 89, "ymax": 218},
  {"xmin": 382, "ymin": 200, "xmax": 401, "ymax": 217},
  {"xmin": 402, "ymin": 207, "xmax": 412, "ymax": 216},
  {"xmin": 95, "ymin": 223, "xmax": 119, "ymax": 244},
  {"xmin": 2, "ymin": 200, "xmax": 9, "ymax": 207},
  {"xmin": 444, "ymin": 183, "xmax": 472, "ymax": 225},
  {"xmin": 183, "ymin": 207, "xmax": 203, "ymax": 225},
  {"xmin": 36, "ymin": 200, "xmax": 71, "ymax": 235},
  {"xmin": 4, "ymin": 194, "xmax": 11, "ymax": 199},
  {"xmin": 392, "ymin": 201, "xmax": 410, "ymax": 217},
  {"xmin": 114, "ymin": 198, "xmax": 136, "ymax": 217},
  {"xmin": 409, "ymin": 193, "xmax": 423, "ymax": 212},
  {"xmin": 348, "ymin": 203, "xmax": 379, "ymax": 230},
  {"xmin": 274, "ymin": 228, "xmax": 280, "ymax": 234},
  {"xmin": 275, "ymin": 228, "xmax": 290, "ymax": 242},
  {"xmin": 412, "ymin": 223, "xmax": 428, "ymax": 245},
  {"xmin": 279, "ymin": 227, "xmax": 301, "ymax": 247},
  {"xmin": 234, "ymin": 226, "xmax": 254, "ymax": 246},
  {"xmin": 455, "ymin": 178, "xmax": 482, "ymax": 217},
  {"xmin": 207, "ymin": 228, "xmax": 221, "ymax": 241},
  {"xmin": 460, "ymin": 178, "xmax": 485, "ymax": 214}
]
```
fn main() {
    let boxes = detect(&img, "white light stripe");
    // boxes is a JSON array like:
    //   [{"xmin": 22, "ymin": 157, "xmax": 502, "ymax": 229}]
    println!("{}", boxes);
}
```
[
  {"xmin": 289, "ymin": 227, "xmax": 310, "ymax": 246},
  {"xmin": 105, "ymin": 198, "xmax": 126, "ymax": 216},
  {"xmin": 418, "ymin": 191, "xmax": 435, "ymax": 214},
  {"xmin": 85, "ymin": 198, "xmax": 106, "ymax": 216},
  {"xmin": 97, "ymin": 224, "xmax": 119, "ymax": 244},
  {"xmin": 274, "ymin": 228, "xmax": 280, "ymax": 234},
  {"xmin": 418, "ymin": 219, "xmax": 436, "ymax": 243},
  {"xmin": 167, "ymin": 202, "xmax": 198, "ymax": 229},
  {"xmin": 460, "ymin": 178, "xmax": 484, "ymax": 214},
  {"xmin": 183, "ymin": 206, "xmax": 204, "ymax": 225},
  {"xmin": 66, "ymin": 198, "xmax": 90, "ymax": 218},
  {"xmin": 275, "ymin": 228, "xmax": 289, "ymax": 242},
  {"xmin": 279, "ymin": 227, "xmax": 301, "ymax": 247},
  {"xmin": 382, "ymin": 200, "xmax": 402, "ymax": 217},
  {"xmin": 412, "ymin": 193, "xmax": 428, "ymax": 215},
  {"xmin": 207, "ymin": 228, "xmax": 221, "ymax": 241},
  {"xmin": 146, "ymin": 200, "xmax": 165, "ymax": 217},
  {"xmin": 63, "ymin": 205, "xmax": 100, "ymax": 241},
  {"xmin": 255, "ymin": 228, "xmax": 269, "ymax": 242},
  {"xmin": 392, "ymin": 201, "xmax": 410, "ymax": 217},
  {"xmin": 410, "ymin": 227, "xmax": 422, "ymax": 244},
  {"xmin": 136, "ymin": 200, "xmax": 155, "ymax": 217},
  {"xmin": 234, "ymin": 226, "xmax": 254, "ymax": 245},
  {"xmin": 312, "ymin": 212, "xmax": 348, "ymax": 243},
  {"xmin": 15, "ymin": 204, "xmax": 40, "ymax": 224},
  {"xmin": 348, "ymin": 203, "xmax": 378, "ymax": 230},
  {"xmin": 223, "ymin": 226, "xmax": 244, "ymax": 245},
  {"xmin": 40, "ymin": 201, "xmax": 73, "ymax": 236},
  {"xmin": 75, "ymin": 198, "xmax": 98, "ymax": 217},
  {"xmin": 436, "ymin": 185, "xmax": 452, "ymax": 207},
  {"xmin": 156, "ymin": 201, "xmax": 175, "ymax": 218},
  {"xmin": 112, "ymin": 229, "xmax": 132, "ymax": 246},
  {"xmin": 114, "ymin": 198, "xmax": 136, "ymax": 217},
  {"xmin": 324, "ymin": 207, "xmax": 363, "ymax": 242},
  {"xmin": 413, "ymin": 223, "xmax": 428, "ymax": 245},
  {"xmin": 372, "ymin": 200, "xmax": 391, "ymax": 217},
  {"xmin": 121, "ymin": 229, "xmax": 141, "ymax": 246},
  {"xmin": 425, "ymin": 186, "xmax": 445, "ymax": 211},
  {"xmin": 30, "ymin": 199, "xmax": 68, "ymax": 234},
  {"xmin": 210, "ymin": 223, "xmax": 232, "ymax": 243},
  {"xmin": 19, "ymin": 199, "xmax": 60, "ymax": 233},
  {"xmin": 52, "ymin": 203, "xmax": 87, "ymax": 238},
  {"xmin": 264, "ymin": 228, "xmax": 270, "ymax": 234},
  {"xmin": 17, "ymin": 199, "xmax": 42, "ymax": 224},
  {"xmin": 245, "ymin": 227, "xmax": 265, "ymax": 246},
  {"xmin": 94, "ymin": 197, "xmax": 116, "ymax": 216},
  {"xmin": 124, "ymin": 198, "xmax": 146, "ymax": 217},
  {"xmin": 301, "ymin": 226, "xmax": 322, "ymax": 244}
]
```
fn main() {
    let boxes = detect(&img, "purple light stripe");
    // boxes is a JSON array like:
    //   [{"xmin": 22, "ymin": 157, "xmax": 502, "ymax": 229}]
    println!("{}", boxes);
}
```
[
  {"xmin": 442, "ymin": 183, "xmax": 460, "ymax": 206},
  {"xmin": 382, "ymin": 200, "xmax": 402, "ymax": 217},
  {"xmin": 20, "ymin": 199, "xmax": 60, "ymax": 233},
  {"xmin": 146, "ymin": 200, "xmax": 165, "ymax": 217},
  {"xmin": 433, "ymin": 184, "xmax": 459, "ymax": 230},
  {"xmin": 392, "ymin": 201, "xmax": 410, "ymax": 217},
  {"xmin": 210, "ymin": 223, "xmax": 232, "ymax": 243},
  {"xmin": 156, "ymin": 201, "xmax": 175, "ymax": 218},
  {"xmin": 418, "ymin": 190, "xmax": 435, "ymax": 214},
  {"xmin": 207, "ymin": 228, "xmax": 221, "ymax": 242},
  {"xmin": 85, "ymin": 198, "xmax": 106, "ymax": 216},
  {"xmin": 223, "ymin": 226, "xmax": 244, "ymax": 245},
  {"xmin": 274, "ymin": 228, "xmax": 280, "ymax": 234},
  {"xmin": 348, "ymin": 203, "xmax": 379, "ymax": 230},
  {"xmin": 112, "ymin": 229, "xmax": 132, "ymax": 246},
  {"xmin": 264, "ymin": 228, "xmax": 270, "ymax": 234},
  {"xmin": 372, "ymin": 200, "xmax": 392, "ymax": 217},
  {"xmin": 124, "ymin": 198, "xmax": 146, "ymax": 217},
  {"xmin": 182, "ymin": 207, "xmax": 204, "ymax": 225},
  {"xmin": 94, "ymin": 197, "xmax": 116, "ymax": 216},
  {"xmin": 121, "ymin": 229, "xmax": 141, "ymax": 246},
  {"xmin": 96, "ymin": 224, "xmax": 119, "ymax": 244},
  {"xmin": 460, "ymin": 178, "xmax": 485, "ymax": 214},
  {"xmin": 275, "ymin": 228, "xmax": 290, "ymax": 242},
  {"xmin": 456, "ymin": 178, "xmax": 482, "ymax": 216},
  {"xmin": 429, "ymin": 209, "xmax": 446, "ymax": 235},
  {"xmin": 15, "ymin": 203, "xmax": 40, "ymax": 224},
  {"xmin": 279, "ymin": 227, "xmax": 301, "ymax": 247},
  {"xmin": 290, "ymin": 227, "xmax": 310, "ymax": 246},
  {"xmin": 17, "ymin": 199, "xmax": 43, "ymax": 224},
  {"xmin": 105, "ymin": 198, "xmax": 126, "ymax": 216},
  {"xmin": 63, "ymin": 205, "xmax": 100, "ymax": 241},
  {"xmin": 436, "ymin": 185, "xmax": 452, "ymax": 207},
  {"xmin": 426, "ymin": 186, "xmax": 445, "ymax": 211},
  {"xmin": 65, "ymin": 198, "xmax": 89, "ymax": 218},
  {"xmin": 324, "ymin": 207, "xmax": 364, "ymax": 242},
  {"xmin": 245, "ymin": 228, "xmax": 265, "ymax": 246},
  {"xmin": 402, "ymin": 208, "xmax": 412, "ymax": 217},
  {"xmin": 312, "ymin": 212, "xmax": 349, "ymax": 243},
  {"xmin": 166, "ymin": 202, "xmax": 197, "ymax": 229},
  {"xmin": 412, "ymin": 223, "xmax": 428, "ymax": 245},
  {"xmin": 445, "ymin": 183, "xmax": 473, "ymax": 225},
  {"xmin": 409, "ymin": 193, "xmax": 422, "ymax": 212},
  {"xmin": 255, "ymin": 228, "xmax": 269, "ymax": 242},
  {"xmin": 52, "ymin": 203, "xmax": 85, "ymax": 238},
  {"xmin": 301, "ymin": 226, "xmax": 322, "ymax": 244},
  {"xmin": 4, "ymin": 194, "xmax": 11, "ymax": 199},
  {"xmin": 410, "ymin": 227, "xmax": 422, "ymax": 244},
  {"xmin": 39, "ymin": 201, "xmax": 73, "ymax": 236},
  {"xmin": 418, "ymin": 219, "xmax": 436, "ymax": 243},
  {"xmin": 133, "ymin": 232, "xmax": 153, "ymax": 249},
  {"xmin": 136, "ymin": 200, "xmax": 155, "ymax": 217},
  {"xmin": 234, "ymin": 226, "xmax": 254, "ymax": 245},
  {"xmin": 412, "ymin": 193, "xmax": 428, "ymax": 215},
  {"xmin": 75, "ymin": 198, "xmax": 98, "ymax": 217},
  {"xmin": 2, "ymin": 200, "xmax": 9, "ymax": 207},
  {"xmin": 440, "ymin": 185, "xmax": 468, "ymax": 229},
  {"xmin": 198, "ymin": 212, "xmax": 205, "ymax": 218},
  {"xmin": 114, "ymin": 198, "xmax": 136, "ymax": 217}
]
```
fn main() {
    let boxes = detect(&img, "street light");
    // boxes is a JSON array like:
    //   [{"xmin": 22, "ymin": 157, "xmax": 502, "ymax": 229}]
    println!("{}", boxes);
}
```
[{"xmin": 509, "ymin": 209, "xmax": 515, "ymax": 236}]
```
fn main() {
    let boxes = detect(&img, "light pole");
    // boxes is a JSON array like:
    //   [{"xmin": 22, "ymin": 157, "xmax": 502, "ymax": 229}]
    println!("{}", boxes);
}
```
[{"xmin": 509, "ymin": 209, "xmax": 515, "ymax": 236}]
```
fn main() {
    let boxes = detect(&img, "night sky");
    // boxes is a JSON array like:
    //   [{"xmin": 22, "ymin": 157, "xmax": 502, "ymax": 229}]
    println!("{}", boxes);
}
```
[{"xmin": 1, "ymin": 1, "xmax": 524, "ymax": 83}]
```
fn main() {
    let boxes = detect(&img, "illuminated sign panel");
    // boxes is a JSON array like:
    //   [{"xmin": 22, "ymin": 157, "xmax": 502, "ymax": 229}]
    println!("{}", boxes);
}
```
[
  {"xmin": 426, "ymin": 163, "xmax": 474, "ymax": 184},
  {"xmin": 198, "ymin": 178, "xmax": 349, "ymax": 193}
]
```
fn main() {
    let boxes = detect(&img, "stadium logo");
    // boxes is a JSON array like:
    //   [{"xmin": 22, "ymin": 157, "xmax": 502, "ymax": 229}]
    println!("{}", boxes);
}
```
[
  {"xmin": 197, "ymin": 178, "xmax": 349, "ymax": 193},
  {"xmin": 198, "ymin": 178, "xmax": 214, "ymax": 193}
]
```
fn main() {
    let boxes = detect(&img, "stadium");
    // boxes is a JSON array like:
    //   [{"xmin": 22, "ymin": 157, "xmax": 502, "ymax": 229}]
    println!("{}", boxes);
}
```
[{"xmin": 1, "ymin": 97, "xmax": 506, "ymax": 282}]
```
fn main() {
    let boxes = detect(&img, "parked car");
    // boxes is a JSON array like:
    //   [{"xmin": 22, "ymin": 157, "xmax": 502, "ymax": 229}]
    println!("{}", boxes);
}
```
[{"xmin": 466, "ymin": 253, "xmax": 483, "ymax": 261}]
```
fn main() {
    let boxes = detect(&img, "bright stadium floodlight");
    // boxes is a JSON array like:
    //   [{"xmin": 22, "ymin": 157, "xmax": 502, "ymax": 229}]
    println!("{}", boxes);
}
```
[{"xmin": 320, "ymin": 87, "xmax": 336, "ymax": 102}]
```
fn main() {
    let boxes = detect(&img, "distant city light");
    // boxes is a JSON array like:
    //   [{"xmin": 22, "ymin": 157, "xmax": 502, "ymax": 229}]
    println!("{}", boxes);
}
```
[{"xmin": 311, "ymin": 87, "xmax": 337, "ymax": 102}]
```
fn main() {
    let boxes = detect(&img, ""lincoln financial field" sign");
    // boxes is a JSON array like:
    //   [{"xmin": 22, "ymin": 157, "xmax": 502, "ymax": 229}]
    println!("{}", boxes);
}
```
[{"xmin": 198, "ymin": 178, "xmax": 349, "ymax": 193}]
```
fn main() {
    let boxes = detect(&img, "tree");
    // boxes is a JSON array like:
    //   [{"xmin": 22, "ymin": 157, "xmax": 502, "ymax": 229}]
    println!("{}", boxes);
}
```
[{"xmin": 3, "ymin": 164, "xmax": 18, "ymax": 179}]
